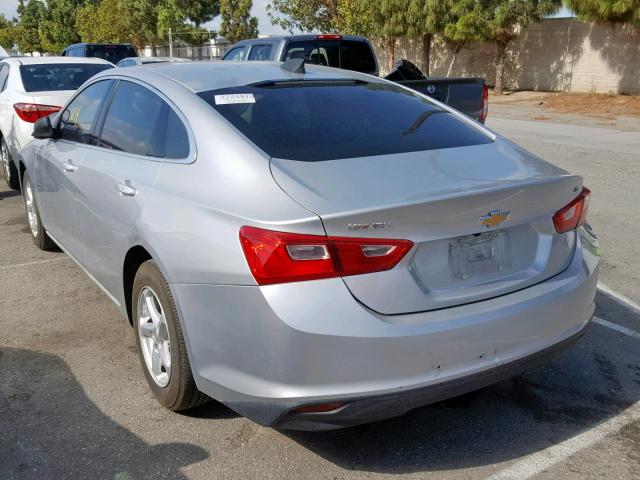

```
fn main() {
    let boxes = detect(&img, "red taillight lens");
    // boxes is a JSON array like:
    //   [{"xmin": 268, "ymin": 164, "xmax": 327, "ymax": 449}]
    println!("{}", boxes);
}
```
[
  {"xmin": 315, "ymin": 34, "xmax": 342, "ymax": 40},
  {"xmin": 553, "ymin": 187, "xmax": 591, "ymax": 234},
  {"xmin": 239, "ymin": 226, "xmax": 413, "ymax": 285},
  {"xmin": 480, "ymin": 84, "xmax": 489, "ymax": 123},
  {"xmin": 13, "ymin": 103, "xmax": 61, "ymax": 123}
]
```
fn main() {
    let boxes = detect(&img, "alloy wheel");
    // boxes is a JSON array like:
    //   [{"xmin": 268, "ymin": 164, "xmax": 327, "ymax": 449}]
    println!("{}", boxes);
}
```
[
  {"xmin": 138, "ymin": 287, "xmax": 172, "ymax": 387},
  {"xmin": 24, "ymin": 180, "xmax": 38, "ymax": 238},
  {"xmin": 1, "ymin": 141, "xmax": 10, "ymax": 183}
]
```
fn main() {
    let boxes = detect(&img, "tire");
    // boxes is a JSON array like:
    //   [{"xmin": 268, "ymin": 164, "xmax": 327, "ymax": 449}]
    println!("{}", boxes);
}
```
[
  {"xmin": 22, "ymin": 172, "xmax": 56, "ymax": 251},
  {"xmin": 132, "ymin": 260, "xmax": 209, "ymax": 411},
  {"xmin": 1, "ymin": 138, "xmax": 20, "ymax": 190}
]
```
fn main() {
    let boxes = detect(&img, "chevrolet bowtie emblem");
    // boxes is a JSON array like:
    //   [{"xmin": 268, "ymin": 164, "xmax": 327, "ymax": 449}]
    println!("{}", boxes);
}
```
[{"xmin": 477, "ymin": 210, "xmax": 511, "ymax": 228}]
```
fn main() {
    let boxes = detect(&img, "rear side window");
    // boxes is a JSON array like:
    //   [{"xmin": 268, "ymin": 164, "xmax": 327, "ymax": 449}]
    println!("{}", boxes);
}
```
[
  {"xmin": 199, "ymin": 81, "xmax": 491, "ymax": 161},
  {"xmin": 223, "ymin": 46, "xmax": 247, "ymax": 61},
  {"xmin": 98, "ymin": 81, "xmax": 189, "ymax": 159},
  {"xmin": 87, "ymin": 45, "xmax": 137, "ymax": 64},
  {"xmin": 340, "ymin": 40, "xmax": 376, "ymax": 73},
  {"xmin": 19, "ymin": 64, "xmax": 113, "ymax": 92},
  {"xmin": 284, "ymin": 41, "xmax": 339, "ymax": 68},
  {"xmin": 248, "ymin": 44, "xmax": 272, "ymax": 61},
  {"xmin": 59, "ymin": 80, "xmax": 113, "ymax": 144},
  {"xmin": 284, "ymin": 40, "xmax": 376, "ymax": 73}
]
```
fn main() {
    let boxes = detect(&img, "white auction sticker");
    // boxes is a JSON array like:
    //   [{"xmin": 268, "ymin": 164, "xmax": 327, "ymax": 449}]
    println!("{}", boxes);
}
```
[{"xmin": 214, "ymin": 93, "xmax": 256, "ymax": 105}]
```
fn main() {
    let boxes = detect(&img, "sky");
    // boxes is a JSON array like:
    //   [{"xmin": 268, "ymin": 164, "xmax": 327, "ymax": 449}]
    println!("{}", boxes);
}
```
[{"xmin": 0, "ymin": 0, "xmax": 574, "ymax": 36}]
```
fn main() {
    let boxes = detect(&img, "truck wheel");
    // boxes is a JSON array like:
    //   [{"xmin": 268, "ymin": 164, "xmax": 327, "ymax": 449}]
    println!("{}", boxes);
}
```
[{"xmin": 132, "ymin": 260, "xmax": 209, "ymax": 411}]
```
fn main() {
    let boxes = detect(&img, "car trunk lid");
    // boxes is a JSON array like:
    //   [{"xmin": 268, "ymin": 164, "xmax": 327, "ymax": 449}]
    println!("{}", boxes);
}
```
[{"xmin": 270, "ymin": 139, "xmax": 582, "ymax": 314}]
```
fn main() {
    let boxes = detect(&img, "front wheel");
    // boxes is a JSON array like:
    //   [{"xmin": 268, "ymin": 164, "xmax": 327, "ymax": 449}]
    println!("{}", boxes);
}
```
[
  {"xmin": 132, "ymin": 260, "xmax": 209, "ymax": 411},
  {"xmin": 1, "ymin": 138, "xmax": 20, "ymax": 190},
  {"xmin": 22, "ymin": 172, "xmax": 56, "ymax": 251}
]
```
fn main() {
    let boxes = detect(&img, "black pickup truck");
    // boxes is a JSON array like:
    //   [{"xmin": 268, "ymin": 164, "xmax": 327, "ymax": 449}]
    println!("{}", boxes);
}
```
[{"xmin": 222, "ymin": 34, "xmax": 488, "ymax": 123}]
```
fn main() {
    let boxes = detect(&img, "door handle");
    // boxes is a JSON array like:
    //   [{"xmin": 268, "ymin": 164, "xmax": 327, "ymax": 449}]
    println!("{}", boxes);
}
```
[
  {"xmin": 62, "ymin": 161, "xmax": 77, "ymax": 172},
  {"xmin": 117, "ymin": 182, "xmax": 137, "ymax": 197}
]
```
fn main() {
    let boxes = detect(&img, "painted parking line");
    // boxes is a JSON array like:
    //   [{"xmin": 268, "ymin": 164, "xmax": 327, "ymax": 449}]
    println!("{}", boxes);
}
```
[
  {"xmin": 0, "ymin": 256, "xmax": 68, "ymax": 271},
  {"xmin": 484, "ymin": 399, "xmax": 640, "ymax": 480},
  {"xmin": 598, "ymin": 283, "xmax": 640, "ymax": 317},
  {"xmin": 486, "ymin": 287, "xmax": 640, "ymax": 480},
  {"xmin": 593, "ymin": 316, "xmax": 640, "ymax": 341}
]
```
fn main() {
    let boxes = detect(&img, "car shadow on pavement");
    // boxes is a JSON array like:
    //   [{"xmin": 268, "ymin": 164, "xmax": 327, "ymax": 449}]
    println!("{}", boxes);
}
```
[
  {"xmin": 0, "ymin": 347, "xmax": 208, "ymax": 480},
  {"xmin": 0, "ymin": 190, "xmax": 20, "ymax": 201},
  {"xmin": 285, "ymin": 297, "xmax": 640, "ymax": 474}
]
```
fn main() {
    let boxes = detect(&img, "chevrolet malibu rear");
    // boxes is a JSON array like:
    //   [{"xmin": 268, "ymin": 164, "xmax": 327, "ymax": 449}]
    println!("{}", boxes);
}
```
[{"xmin": 23, "ymin": 62, "xmax": 600, "ymax": 430}]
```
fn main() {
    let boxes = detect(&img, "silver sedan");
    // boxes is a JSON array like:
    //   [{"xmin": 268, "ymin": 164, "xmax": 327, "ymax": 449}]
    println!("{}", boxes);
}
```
[{"xmin": 18, "ymin": 60, "xmax": 600, "ymax": 430}]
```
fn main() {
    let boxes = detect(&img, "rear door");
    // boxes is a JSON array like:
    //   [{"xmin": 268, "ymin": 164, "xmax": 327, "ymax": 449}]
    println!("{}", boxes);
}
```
[
  {"xmin": 35, "ymin": 79, "xmax": 114, "ymax": 258},
  {"xmin": 72, "ymin": 80, "xmax": 190, "ymax": 298}
]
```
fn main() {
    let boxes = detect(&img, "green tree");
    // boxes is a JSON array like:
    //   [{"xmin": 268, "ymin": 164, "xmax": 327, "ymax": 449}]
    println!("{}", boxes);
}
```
[
  {"xmin": 267, "ymin": 0, "xmax": 339, "ymax": 32},
  {"xmin": 447, "ymin": 0, "xmax": 561, "ymax": 94},
  {"xmin": 156, "ymin": 0, "xmax": 189, "ymax": 39},
  {"xmin": 76, "ymin": 0, "xmax": 161, "ymax": 51},
  {"xmin": 220, "ymin": 0, "xmax": 258, "ymax": 42},
  {"xmin": 336, "ymin": 0, "xmax": 376, "ymax": 34},
  {"xmin": 39, "ymin": 0, "xmax": 84, "ymax": 52},
  {"xmin": 403, "ymin": 0, "xmax": 453, "ymax": 75},
  {"xmin": 15, "ymin": 0, "xmax": 45, "ymax": 52},
  {"xmin": 174, "ymin": 0, "xmax": 220, "ymax": 27},
  {"xmin": 0, "ymin": 15, "xmax": 17, "ymax": 51},
  {"xmin": 564, "ymin": 0, "xmax": 640, "ymax": 23}
]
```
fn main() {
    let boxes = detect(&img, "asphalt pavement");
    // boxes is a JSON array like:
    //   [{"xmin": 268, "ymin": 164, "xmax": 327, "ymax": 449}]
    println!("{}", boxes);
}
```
[{"xmin": 1, "ymin": 113, "xmax": 639, "ymax": 479}]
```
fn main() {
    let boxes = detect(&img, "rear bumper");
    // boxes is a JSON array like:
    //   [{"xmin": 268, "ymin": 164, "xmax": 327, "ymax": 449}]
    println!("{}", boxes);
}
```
[
  {"xmin": 173, "ymin": 227, "xmax": 599, "ymax": 429},
  {"xmin": 277, "ymin": 325, "xmax": 587, "ymax": 430}
]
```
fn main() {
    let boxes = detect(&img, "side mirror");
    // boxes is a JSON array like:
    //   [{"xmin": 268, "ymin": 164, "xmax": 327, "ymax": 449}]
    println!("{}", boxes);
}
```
[{"xmin": 32, "ymin": 115, "xmax": 57, "ymax": 140}]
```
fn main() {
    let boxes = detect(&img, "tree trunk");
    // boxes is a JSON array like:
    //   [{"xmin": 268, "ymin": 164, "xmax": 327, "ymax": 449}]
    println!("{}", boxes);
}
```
[
  {"xmin": 386, "ymin": 37, "xmax": 396, "ymax": 73},
  {"xmin": 421, "ymin": 33, "xmax": 431, "ymax": 76},
  {"xmin": 494, "ymin": 41, "xmax": 508, "ymax": 95}
]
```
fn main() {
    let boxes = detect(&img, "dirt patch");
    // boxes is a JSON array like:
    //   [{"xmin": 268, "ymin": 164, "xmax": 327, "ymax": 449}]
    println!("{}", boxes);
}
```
[
  {"xmin": 490, "ymin": 91, "xmax": 640, "ymax": 120},
  {"xmin": 542, "ymin": 93, "xmax": 640, "ymax": 119}
]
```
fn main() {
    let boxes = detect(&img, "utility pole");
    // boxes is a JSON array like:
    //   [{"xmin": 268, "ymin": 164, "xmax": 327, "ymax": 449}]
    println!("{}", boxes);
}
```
[{"xmin": 169, "ymin": 27, "xmax": 173, "ymax": 58}]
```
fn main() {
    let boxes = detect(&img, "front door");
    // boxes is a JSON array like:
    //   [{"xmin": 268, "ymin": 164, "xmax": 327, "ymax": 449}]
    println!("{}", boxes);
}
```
[{"xmin": 34, "ymin": 79, "xmax": 114, "ymax": 258}]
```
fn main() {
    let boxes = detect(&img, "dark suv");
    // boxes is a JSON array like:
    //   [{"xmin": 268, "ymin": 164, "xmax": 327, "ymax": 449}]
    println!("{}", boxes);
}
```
[
  {"xmin": 62, "ymin": 43, "xmax": 137, "ymax": 65},
  {"xmin": 222, "ymin": 34, "xmax": 378, "ymax": 76}
]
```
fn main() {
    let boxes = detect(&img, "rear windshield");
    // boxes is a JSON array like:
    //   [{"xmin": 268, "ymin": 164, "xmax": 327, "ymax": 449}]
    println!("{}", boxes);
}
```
[
  {"xmin": 284, "ymin": 40, "xmax": 376, "ymax": 74},
  {"xmin": 87, "ymin": 45, "xmax": 137, "ymax": 64},
  {"xmin": 199, "ymin": 81, "xmax": 492, "ymax": 161},
  {"xmin": 20, "ymin": 64, "xmax": 113, "ymax": 92}
]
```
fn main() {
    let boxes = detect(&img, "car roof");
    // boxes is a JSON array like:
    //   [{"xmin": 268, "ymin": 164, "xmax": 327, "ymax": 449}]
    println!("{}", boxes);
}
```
[
  {"xmin": 2, "ymin": 56, "xmax": 113, "ymax": 66},
  {"xmin": 94, "ymin": 60, "xmax": 381, "ymax": 93},
  {"xmin": 65, "ymin": 43, "xmax": 133, "ymax": 47},
  {"xmin": 234, "ymin": 34, "xmax": 368, "ymax": 44}
]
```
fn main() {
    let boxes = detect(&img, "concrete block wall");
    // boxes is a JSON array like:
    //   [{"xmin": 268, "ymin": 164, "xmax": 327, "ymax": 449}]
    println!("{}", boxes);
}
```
[{"xmin": 372, "ymin": 18, "xmax": 640, "ymax": 94}]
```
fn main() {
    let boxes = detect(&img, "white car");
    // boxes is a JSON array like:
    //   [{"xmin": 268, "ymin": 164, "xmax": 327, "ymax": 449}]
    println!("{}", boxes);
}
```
[{"xmin": 0, "ymin": 56, "xmax": 113, "ymax": 189}]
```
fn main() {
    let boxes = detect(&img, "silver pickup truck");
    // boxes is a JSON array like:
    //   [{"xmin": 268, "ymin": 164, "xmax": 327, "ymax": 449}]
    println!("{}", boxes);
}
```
[{"xmin": 222, "ymin": 34, "xmax": 488, "ymax": 123}]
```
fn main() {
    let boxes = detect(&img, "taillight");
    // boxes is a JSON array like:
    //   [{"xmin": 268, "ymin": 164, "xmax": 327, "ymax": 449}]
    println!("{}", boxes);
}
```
[
  {"xmin": 480, "ymin": 84, "xmax": 489, "ymax": 123},
  {"xmin": 553, "ymin": 187, "xmax": 591, "ymax": 234},
  {"xmin": 315, "ymin": 34, "xmax": 342, "ymax": 40},
  {"xmin": 239, "ymin": 226, "xmax": 413, "ymax": 285},
  {"xmin": 13, "ymin": 103, "xmax": 61, "ymax": 123}
]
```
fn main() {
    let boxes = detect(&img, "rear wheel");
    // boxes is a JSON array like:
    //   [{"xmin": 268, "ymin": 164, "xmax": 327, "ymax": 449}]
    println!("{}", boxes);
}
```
[
  {"xmin": 22, "ymin": 172, "xmax": 56, "ymax": 251},
  {"xmin": 1, "ymin": 138, "xmax": 19, "ymax": 190},
  {"xmin": 132, "ymin": 260, "xmax": 209, "ymax": 411}
]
